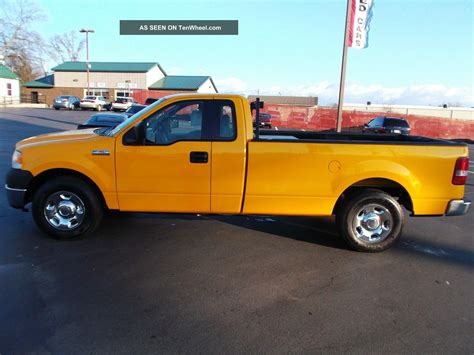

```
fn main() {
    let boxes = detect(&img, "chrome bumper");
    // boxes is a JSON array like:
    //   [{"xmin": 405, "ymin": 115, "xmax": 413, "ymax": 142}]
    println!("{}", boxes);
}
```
[
  {"xmin": 5, "ymin": 184, "xmax": 27, "ymax": 209},
  {"xmin": 445, "ymin": 199, "xmax": 471, "ymax": 216}
]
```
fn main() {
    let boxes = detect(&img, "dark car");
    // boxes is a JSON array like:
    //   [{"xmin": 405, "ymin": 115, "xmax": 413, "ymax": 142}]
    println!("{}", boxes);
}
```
[
  {"xmin": 77, "ymin": 113, "xmax": 127, "ymax": 129},
  {"xmin": 253, "ymin": 112, "xmax": 272, "ymax": 129},
  {"xmin": 103, "ymin": 101, "xmax": 113, "ymax": 111},
  {"xmin": 363, "ymin": 116, "xmax": 411, "ymax": 135},
  {"xmin": 53, "ymin": 96, "xmax": 80, "ymax": 110},
  {"xmin": 123, "ymin": 104, "xmax": 146, "ymax": 118},
  {"xmin": 144, "ymin": 97, "xmax": 158, "ymax": 105}
]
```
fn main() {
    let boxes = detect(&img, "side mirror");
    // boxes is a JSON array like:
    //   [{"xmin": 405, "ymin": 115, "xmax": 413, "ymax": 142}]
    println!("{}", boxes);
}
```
[
  {"xmin": 134, "ymin": 120, "xmax": 146, "ymax": 145},
  {"xmin": 364, "ymin": 123, "xmax": 368, "ymax": 127},
  {"xmin": 124, "ymin": 120, "xmax": 146, "ymax": 145}
]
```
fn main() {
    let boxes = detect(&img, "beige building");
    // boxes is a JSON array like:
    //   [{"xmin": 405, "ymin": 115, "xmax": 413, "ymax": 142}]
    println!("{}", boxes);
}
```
[{"xmin": 22, "ymin": 61, "xmax": 217, "ymax": 105}]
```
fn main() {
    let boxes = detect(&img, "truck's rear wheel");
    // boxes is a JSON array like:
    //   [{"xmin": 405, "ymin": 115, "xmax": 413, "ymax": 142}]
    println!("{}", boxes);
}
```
[
  {"xmin": 32, "ymin": 176, "xmax": 103, "ymax": 239},
  {"xmin": 336, "ymin": 189, "xmax": 404, "ymax": 252}
]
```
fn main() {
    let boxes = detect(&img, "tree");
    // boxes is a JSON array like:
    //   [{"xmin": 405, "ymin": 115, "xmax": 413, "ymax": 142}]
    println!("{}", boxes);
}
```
[
  {"xmin": 49, "ymin": 31, "xmax": 85, "ymax": 63},
  {"xmin": 0, "ymin": 0, "xmax": 46, "ymax": 81}
]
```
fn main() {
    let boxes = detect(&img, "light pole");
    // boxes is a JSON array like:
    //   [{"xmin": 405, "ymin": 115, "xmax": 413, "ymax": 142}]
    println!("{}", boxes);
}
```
[{"xmin": 79, "ymin": 29, "xmax": 95, "ymax": 96}]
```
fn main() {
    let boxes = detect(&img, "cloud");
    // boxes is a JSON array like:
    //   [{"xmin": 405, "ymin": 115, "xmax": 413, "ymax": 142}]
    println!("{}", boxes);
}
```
[
  {"xmin": 215, "ymin": 78, "xmax": 473, "ymax": 107},
  {"xmin": 214, "ymin": 77, "xmax": 248, "ymax": 93}
]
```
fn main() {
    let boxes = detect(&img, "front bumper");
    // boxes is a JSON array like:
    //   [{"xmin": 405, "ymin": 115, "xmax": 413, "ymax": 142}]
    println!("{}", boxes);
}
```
[
  {"xmin": 53, "ymin": 102, "xmax": 69, "ymax": 108},
  {"xmin": 5, "ymin": 168, "xmax": 33, "ymax": 209},
  {"xmin": 5, "ymin": 185, "xmax": 27, "ymax": 209},
  {"xmin": 445, "ymin": 199, "xmax": 471, "ymax": 216}
]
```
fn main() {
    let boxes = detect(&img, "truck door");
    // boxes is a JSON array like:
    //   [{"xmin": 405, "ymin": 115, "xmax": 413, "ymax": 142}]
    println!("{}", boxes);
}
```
[
  {"xmin": 115, "ymin": 100, "xmax": 212, "ymax": 213},
  {"xmin": 209, "ymin": 99, "xmax": 247, "ymax": 213}
]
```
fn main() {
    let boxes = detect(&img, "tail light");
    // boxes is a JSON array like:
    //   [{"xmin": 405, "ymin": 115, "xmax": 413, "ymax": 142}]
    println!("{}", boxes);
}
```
[
  {"xmin": 452, "ymin": 157, "xmax": 469, "ymax": 185},
  {"xmin": 80, "ymin": 100, "xmax": 84, "ymax": 103}
]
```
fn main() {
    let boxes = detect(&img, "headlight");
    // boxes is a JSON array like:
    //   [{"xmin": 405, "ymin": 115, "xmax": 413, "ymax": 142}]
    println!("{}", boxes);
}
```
[{"xmin": 12, "ymin": 150, "xmax": 23, "ymax": 169}]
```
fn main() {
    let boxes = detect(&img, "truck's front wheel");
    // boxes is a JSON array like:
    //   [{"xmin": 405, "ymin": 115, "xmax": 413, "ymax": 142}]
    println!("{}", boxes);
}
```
[
  {"xmin": 336, "ymin": 189, "xmax": 404, "ymax": 252},
  {"xmin": 32, "ymin": 176, "xmax": 103, "ymax": 239}
]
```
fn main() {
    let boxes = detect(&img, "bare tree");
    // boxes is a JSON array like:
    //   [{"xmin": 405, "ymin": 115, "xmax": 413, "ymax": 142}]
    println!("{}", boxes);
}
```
[
  {"xmin": 0, "ymin": 0, "xmax": 46, "ymax": 81},
  {"xmin": 49, "ymin": 31, "xmax": 85, "ymax": 63}
]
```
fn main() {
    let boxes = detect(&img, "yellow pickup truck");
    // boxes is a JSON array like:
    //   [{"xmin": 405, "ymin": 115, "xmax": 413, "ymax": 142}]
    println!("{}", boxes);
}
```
[{"xmin": 5, "ymin": 94, "xmax": 471, "ymax": 251}]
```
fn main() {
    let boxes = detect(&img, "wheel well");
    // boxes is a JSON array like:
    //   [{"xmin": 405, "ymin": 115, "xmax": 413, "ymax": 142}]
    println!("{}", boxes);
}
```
[
  {"xmin": 332, "ymin": 178, "xmax": 413, "ymax": 214},
  {"xmin": 25, "ymin": 168, "xmax": 107, "ymax": 208}
]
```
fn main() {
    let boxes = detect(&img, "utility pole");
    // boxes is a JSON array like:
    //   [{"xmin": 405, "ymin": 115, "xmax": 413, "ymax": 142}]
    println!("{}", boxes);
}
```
[
  {"xmin": 79, "ymin": 29, "xmax": 95, "ymax": 95},
  {"xmin": 336, "ymin": 0, "xmax": 352, "ymax": 132}
]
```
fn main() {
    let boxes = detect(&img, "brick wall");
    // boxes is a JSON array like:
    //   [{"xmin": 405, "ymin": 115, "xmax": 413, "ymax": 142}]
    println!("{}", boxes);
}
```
[{"xmin": 21, "ymin": 87, "xmax": 85, "ymax": 105}]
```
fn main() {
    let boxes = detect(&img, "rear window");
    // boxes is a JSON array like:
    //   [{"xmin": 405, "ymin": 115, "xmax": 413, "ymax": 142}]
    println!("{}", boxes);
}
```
[
  {"xmin": 85, "ymin": 96, "xmax": 96, "ymax": 100},
  {"xmin": 89, "ymin": 115, "xmax": 125, "ymax": 124},
  {"xmin": 59, "ymin": 96, "xmax": 70, "ymax": 99},
  {"xmin": 116, "ymin": 98, "xmax": 131, "ymax": 103},
  {"xmin": 385, "ymin": 118, "xmax": 409, "ymax": 128}
]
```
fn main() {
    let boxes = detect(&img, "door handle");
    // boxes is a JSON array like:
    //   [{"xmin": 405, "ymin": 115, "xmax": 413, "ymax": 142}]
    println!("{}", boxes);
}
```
[{"xmin": 190, "ymin": 151, "xmax": 208, "ymax": 163}]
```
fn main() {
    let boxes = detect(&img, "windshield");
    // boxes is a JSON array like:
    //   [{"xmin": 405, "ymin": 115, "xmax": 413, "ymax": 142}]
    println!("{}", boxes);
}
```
[
  {"xmin": 107, "ymin": 97, "xmax": 168, "ymax": 136},
  {"xmin": 125, "ymin": 105, "xmax": 146, "ymax": 114}
]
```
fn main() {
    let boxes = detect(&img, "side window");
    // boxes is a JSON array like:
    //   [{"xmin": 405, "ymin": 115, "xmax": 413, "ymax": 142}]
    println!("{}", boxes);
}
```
[
  {"xmin": 369, "ymin": 117, "xmax": 383, "ymax": 127},
  {"xmin": 144, "ymin": 101, "xmax": 204, "ymax": 145},
  {"xmin": 218, "ymin": 103, "xmax": 235, "ymax": 140},
  {"xmin": 213, "ymin": 100, "xmax": 236, "ymax": 141}
]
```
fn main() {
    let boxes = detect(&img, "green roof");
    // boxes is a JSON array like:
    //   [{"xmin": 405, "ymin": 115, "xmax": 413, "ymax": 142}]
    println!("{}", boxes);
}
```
[
  {"xmin": 149, "ymin": 75, "xmax": 216, "ymax": 91},
  {"xmin": 23, "ymin": 74, "xmax": 55, "ymax": 88},
  {"xmin": 51, "ymin": 61, "xmax": 166, "ymax": 74},
  {"xmin": 0, "ymin": 64, "xmax": 19, "ymax": 80}
]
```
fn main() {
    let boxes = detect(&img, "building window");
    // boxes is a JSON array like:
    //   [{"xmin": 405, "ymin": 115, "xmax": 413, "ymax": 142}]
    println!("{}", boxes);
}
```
[
  {"xmin": 115, "ymin": 90, "xmax": 132, "ymax": 98},
  {"xmin": 7, "ymin": 83, "xmax": 12, "ymax": 96},
  {"xmin": 85, "ymin": 89, "xmax": 109, "ymax": 99}
]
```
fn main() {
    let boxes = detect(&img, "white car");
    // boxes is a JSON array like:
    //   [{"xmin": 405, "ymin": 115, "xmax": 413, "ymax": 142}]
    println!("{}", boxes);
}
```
[
  {"xmin": 80, "ymin": 96, "xmax": 109, "ymax": 111},
  {"xmin": 111, "ymin": 97, "xmax": 135, "ymax": 111}
]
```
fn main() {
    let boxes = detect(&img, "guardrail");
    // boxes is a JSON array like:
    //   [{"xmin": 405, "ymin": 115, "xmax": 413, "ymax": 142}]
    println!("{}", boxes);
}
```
[
  {"xmin": 0, "ymin": 96, "xmax": 21, "ymax": 106},
  {"xmin": 20, "ymin": 94, "xmax": 46, "ymax": 105}
]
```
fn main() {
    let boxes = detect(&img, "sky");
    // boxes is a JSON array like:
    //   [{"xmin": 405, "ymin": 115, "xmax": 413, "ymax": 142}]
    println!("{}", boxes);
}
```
[{"xmin": 29, "ymin": 0, "xmax": 474, "ymax": 106}]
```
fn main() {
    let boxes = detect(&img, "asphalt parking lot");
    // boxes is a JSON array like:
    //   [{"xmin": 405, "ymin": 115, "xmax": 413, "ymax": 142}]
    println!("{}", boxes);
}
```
[{"xmin": 1, "ymin": 108, "xmax": 473, "ymax": 354}]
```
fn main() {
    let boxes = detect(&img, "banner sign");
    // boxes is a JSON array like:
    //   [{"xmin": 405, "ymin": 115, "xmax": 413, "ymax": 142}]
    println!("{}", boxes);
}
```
[{"xmin": 348, "ymin": 0, "xmax": 374, "ymax": 49}]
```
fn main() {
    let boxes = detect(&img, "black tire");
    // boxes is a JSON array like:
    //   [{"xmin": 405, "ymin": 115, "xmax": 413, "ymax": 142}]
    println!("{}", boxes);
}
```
[
  {"xmin": 336, "ymin": 189, "xmax": 404, "ymax": 252},
  {"xmin": 54, "ymin": 107, "xmax": 59, "ymax": 110},
  {"xmin": 32, "ymin": 176, "xmax": 103, "ymax": 239}
]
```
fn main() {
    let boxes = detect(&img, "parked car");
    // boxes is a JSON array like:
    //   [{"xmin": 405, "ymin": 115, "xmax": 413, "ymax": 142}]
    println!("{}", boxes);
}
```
[
  {"xmin": 144, "ymin": 97, "xmax": 158, "ymax": 105},
  {"xmin": 253, "ymin": 112, "xmax": 272, "ymax": 128},
  {"xmin": 53, "ymin": 96, "xmax": 80, "ymax": 110},
  {"xmin": 80, "ymin": 96, "xmax": 109, "ymax": 111},
  {"xmin": 112, "ymin": 97, "xmax": 135, "ymax": 111},
  {"xmin": 77, "ymin": 113, "xmax": 127, "ymax": 129},
  {"xmin": 363, "ymin": 116, "xmax": 411, "ymax": 135},
  {"xmin": 6, "ymin": 94, "xmax": 470, "ymax": 252},
  {"xmin": 123, "ymin": 104, "xmax": 147, "ymax": 118}
]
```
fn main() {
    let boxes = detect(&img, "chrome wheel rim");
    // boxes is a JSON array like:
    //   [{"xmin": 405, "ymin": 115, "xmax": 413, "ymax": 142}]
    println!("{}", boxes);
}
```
[
  {"xmin": 43, "ymin": 191, "xmax": 85, "ymax": 231},
  {"xmin": 352, "ymin": 203, "xmax": 393, "ymax": 243}
]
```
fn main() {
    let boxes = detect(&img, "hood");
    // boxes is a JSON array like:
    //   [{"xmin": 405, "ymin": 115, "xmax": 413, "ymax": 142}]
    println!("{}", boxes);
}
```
[{"xmin": 16, "ymin": 129, "xmax": 99, "ymax": 149}]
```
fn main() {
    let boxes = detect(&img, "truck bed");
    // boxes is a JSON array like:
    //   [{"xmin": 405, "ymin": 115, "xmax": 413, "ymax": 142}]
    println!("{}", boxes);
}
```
[
  {"xmin": 243, "ymin": 130, "xmax": 468, "ymax": 217},
  {"xmin": 257, "ymin": 129, "xmax": 467, "ymax": 146}
]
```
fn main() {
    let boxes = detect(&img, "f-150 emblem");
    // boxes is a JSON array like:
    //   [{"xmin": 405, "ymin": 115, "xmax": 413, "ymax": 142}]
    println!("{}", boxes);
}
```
[{"xmin": 91, "ymin": 150, "xmax": 110, "ymax": 156}]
